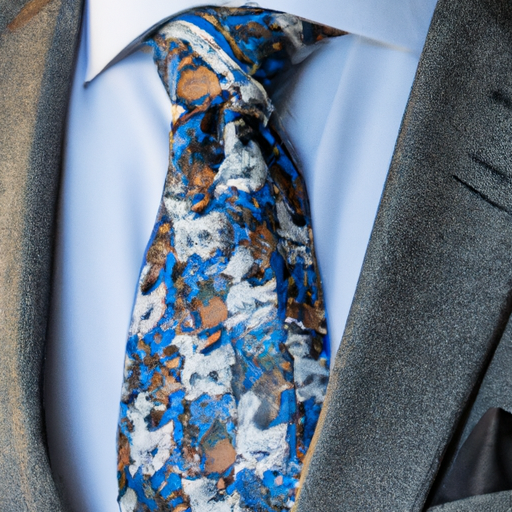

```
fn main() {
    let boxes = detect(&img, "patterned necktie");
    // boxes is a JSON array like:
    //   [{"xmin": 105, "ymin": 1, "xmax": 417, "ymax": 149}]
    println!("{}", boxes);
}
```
[{"xmin": 117, "ymin": 7, "xmax": 343, "ymax": 512}]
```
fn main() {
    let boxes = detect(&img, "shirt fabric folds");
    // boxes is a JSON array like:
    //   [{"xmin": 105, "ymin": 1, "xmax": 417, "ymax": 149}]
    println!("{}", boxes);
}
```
[{"xmin": 44, "ymin": 1, "xmax": 438, "ymax": 510}]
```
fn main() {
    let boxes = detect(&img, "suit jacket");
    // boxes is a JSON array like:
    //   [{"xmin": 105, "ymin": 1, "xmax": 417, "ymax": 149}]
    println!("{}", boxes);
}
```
[{"xmin": 2, "ymin": 0, "xmax": 512, "ymax": 510}]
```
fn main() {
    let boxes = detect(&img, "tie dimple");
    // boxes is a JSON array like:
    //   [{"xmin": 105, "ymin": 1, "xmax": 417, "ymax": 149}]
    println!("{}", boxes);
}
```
[{"xmin": 117, "ymin": 8, "xmax": 343, "ymax": 511}]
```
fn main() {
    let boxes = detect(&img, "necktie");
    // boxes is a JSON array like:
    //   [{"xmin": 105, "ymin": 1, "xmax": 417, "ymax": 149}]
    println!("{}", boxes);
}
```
[{"xmin": 117, "ymin": 8, "xmax": 343, "ymax": 511}]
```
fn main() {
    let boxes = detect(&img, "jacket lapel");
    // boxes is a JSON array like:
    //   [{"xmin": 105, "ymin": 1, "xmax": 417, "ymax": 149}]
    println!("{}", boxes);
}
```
[
  {"xmin": 295, "ymin": 0, "xmax": 512, "ymax": 510},
  {"xmin": 0, "ymin": 0, "xmax": 82, "ymax": 509}
]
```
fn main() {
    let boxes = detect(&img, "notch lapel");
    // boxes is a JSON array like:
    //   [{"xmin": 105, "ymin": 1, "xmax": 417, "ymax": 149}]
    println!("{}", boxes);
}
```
[
  {"xmin": 0, "ymin": 0, "xmax": 83, "ymax": 509},
  {"xmin": 295, "ymin": 0, "xmax": 512, "ymax": 510}
]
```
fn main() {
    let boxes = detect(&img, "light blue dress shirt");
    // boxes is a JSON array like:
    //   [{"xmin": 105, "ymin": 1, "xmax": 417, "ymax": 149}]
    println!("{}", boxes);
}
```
[{"xmin": 45, "ymin": 1, "xmax": 438, "ymax": 510}]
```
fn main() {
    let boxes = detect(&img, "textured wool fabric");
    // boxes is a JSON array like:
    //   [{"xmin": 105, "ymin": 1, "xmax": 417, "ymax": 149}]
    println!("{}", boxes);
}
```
[
  {"xmin": 117, "ymin": 8, "xmax": 340, "ymax": 511},
  {"xmin": 456, "ymin": 322, "xmax": 512, "ymax": 451},
  {"xmin": 0, "ymin": 0, "xmax": 82, "ymax": 510},
  {"xmin": 294, "ymin": 0, "xmax": 512, "ymax": 510},
  {"xmin": 428, "ymin": 490, "xmax": 512, "ymax": 512},
  {"xmin": 428, "ymin": 312, "xmax": 512, "ymax": 506}
]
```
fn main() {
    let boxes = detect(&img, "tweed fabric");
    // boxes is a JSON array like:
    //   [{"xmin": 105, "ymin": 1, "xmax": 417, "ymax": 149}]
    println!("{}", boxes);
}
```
[
  {"xmin": 456, "ymin": 320, "xmax": 512, "ymax": 451},
  {"xmin": 294, "ymin": 0, "xmax": 512, "ymax": 510},
  {"xmin": 429, "ymin": 313, "xmax": 512, "ymax": 505},
  {"xmin": 427, "ymin": 490, "xmax": 512, "ymax": 512},
  {"xmin": 0, "ymin": 0, "xmax": 83, "ymax": 510}
]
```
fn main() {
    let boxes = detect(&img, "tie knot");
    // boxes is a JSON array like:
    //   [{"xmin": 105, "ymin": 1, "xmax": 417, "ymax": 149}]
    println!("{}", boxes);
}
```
[
  {"xmin": 146, "ymin": 7, "xmax": 345, "ymax": 130},
  {"xmin": 150, "ymin": 7, "xmax": 344, "ymax": 88}
]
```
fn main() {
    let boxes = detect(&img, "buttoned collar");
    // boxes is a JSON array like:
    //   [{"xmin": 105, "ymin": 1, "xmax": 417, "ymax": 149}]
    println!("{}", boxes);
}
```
[{"xmin": 84, "ymin": 0, "xmax": 438, "ymax": 83}]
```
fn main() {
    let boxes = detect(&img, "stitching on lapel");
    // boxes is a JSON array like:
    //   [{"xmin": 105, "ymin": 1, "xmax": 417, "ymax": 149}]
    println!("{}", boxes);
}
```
[{"xmin": 8, "ymin": 0, "xmax": 53, "ymax": 31}]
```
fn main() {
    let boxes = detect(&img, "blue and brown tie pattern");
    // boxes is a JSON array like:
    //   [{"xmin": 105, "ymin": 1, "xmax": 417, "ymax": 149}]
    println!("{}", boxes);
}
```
[{"xmin": 117, "ymin": 8, "xmax": 343, "ymax": 512}]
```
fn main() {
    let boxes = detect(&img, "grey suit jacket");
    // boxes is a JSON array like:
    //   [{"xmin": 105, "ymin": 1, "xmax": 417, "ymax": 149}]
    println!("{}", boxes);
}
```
[{"xmin": 2, "ymin": 0, "xmax": 512, "ymax": 510}]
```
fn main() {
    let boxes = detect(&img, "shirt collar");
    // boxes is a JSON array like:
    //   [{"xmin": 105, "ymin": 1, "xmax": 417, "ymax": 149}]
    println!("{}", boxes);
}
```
[{"xmin": 84, "ymin": 0, "xmax": 438, "ymax": 83}]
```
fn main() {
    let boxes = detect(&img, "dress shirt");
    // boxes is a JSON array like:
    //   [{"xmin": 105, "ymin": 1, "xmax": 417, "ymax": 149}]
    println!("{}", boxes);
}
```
[{"xmin": 44, "ymin": 1, "xmax": 438, "ymax": 511}]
